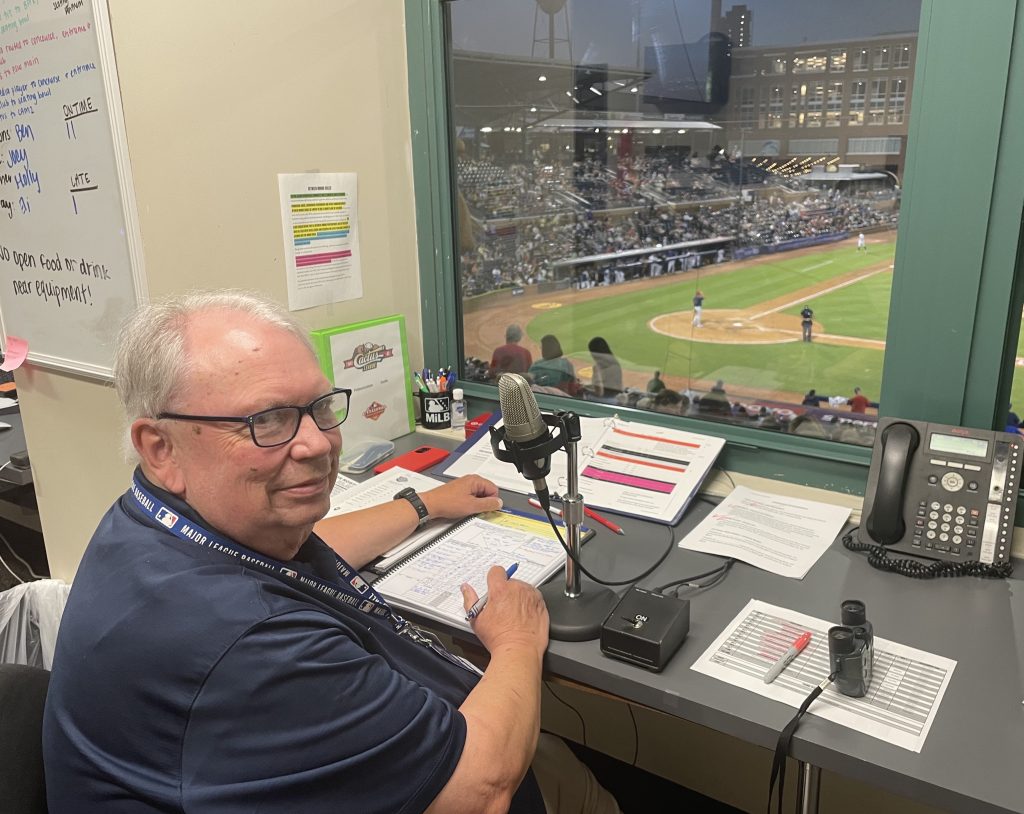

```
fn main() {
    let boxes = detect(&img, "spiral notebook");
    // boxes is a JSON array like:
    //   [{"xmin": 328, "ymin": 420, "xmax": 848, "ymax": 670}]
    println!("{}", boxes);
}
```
[{"xmin": 373, "ymin": 508, "xmax": 592, "ymax": 631}]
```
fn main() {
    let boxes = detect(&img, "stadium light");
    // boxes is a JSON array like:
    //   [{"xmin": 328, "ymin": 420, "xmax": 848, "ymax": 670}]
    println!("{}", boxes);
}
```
[
  {"xmin": 538, "ymin": 75, "xmax": 547, "ymax": 82},
  {"xmin": 590, "ymin": 85, "xmax": 603, "ymax": 96},
  {"xmin": 480, "ymin": 126, "xmax": 493, "ymax": 133}
]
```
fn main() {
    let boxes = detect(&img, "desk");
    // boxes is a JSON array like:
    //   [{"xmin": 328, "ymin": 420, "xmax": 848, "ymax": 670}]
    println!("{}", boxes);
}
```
[
  {"xmin": 0, "ymin": 409, "xmax": 30, "ymax": 487},
  {"xmin": 390, "ymin": 430, "xmax": 1024, "ymax": 814},
  {"xmin": 0, "ymin": 409, "xmax": 40, "ymax": 534}
]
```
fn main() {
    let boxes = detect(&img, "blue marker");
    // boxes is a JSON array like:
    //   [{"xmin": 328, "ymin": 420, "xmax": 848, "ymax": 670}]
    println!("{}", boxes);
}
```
[{"xmin": 465, "ymin": 563, "xmax": 519, "ymax": 621}]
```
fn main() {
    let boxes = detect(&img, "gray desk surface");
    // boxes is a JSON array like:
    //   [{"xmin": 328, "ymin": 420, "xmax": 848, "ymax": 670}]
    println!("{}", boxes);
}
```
[
  {"xmin": 392, "ymin": 430, "xmax": 1024, "ymax": 814},
  {"xmin": 0, "ymin": 408, "xmax": 31, "ymax": 486}
]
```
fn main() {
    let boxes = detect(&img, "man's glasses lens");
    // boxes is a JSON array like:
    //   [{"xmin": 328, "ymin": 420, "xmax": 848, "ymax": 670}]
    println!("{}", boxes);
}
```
[{"xmin": 252, "ymin": 390, "xmax": 350, "ymax": 447}]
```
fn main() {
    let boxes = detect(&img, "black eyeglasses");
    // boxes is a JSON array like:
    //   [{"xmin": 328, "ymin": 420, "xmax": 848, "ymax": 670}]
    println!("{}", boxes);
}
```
[{"xmin": 157, "ymin": 388, "xmax": 352, "ymax": 448}]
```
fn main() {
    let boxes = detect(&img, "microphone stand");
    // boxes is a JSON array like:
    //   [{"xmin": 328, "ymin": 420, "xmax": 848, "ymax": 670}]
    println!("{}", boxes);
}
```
[
  {"xmin": 540, "ymin": 411, "xmax": 618, "ymax": 641},
  {"xmin": 492, "ymin": 411, "xmax": 617, "ymax": 641}
]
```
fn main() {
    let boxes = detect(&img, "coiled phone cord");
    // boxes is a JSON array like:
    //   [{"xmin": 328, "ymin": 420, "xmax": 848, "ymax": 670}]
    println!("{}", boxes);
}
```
[{"xmin": 841, "ymin": 527, "xmax": 1013, "ymax": 579}]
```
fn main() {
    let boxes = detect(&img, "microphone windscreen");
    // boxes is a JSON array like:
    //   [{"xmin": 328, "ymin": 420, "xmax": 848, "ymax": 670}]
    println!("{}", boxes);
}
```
[{"xmin": 498, "ymin": 373, "xmax": 546, "ymax": 444}]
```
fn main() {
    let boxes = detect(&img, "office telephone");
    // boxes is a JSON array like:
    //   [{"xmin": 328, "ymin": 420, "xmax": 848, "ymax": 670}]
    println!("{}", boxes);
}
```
[{"xmin": 858, "ymin": 418, "xmax": 1020, "ymax": 565}]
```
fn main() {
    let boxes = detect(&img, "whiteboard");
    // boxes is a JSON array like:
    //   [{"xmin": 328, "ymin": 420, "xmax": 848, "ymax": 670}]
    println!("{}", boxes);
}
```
[{"xmin": 0, "ymin": 0, "xmax": 145, "ymax": 378}]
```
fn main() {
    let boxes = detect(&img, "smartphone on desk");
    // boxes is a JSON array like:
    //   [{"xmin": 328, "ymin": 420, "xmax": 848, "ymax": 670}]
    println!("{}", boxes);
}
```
[{"xmin": 374, "ymin": 445, "xmax": 449, "ymax": 474}]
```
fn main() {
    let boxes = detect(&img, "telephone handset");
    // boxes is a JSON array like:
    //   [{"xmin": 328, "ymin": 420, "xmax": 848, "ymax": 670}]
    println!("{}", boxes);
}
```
[{"xmin": 859, "ymin": 417, "xmax": 1020, "ymax": 565}]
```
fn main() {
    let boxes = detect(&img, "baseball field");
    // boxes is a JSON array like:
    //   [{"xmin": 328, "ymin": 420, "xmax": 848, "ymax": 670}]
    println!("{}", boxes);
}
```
[{"xmin": 464, "ymin": 232, "xmax": 898, "ymax": 406}]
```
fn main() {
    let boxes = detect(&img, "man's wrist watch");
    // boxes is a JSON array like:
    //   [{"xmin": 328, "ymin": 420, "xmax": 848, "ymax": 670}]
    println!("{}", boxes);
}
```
[{"xmin": 394, "ymin": 487, "xmax": 430, "ymax": 528}]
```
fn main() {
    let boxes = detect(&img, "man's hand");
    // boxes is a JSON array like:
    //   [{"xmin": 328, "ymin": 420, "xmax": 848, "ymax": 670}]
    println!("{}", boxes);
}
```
[
  {"xmin": 421, "ymin": 475, "xmax": 502, "ymax": 521},
  {"xmin": 461, "ymin": 565, "xmax": 548, "ymax": 659}
]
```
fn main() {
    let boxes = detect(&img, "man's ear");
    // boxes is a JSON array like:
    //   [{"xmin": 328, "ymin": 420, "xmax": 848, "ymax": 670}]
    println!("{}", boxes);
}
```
[{"xmin": 131, "ymin": 418, "xmax": 186, "ymax": 496}]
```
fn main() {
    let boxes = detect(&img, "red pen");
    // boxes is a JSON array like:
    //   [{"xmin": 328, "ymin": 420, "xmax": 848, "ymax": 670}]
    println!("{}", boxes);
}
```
[
  {"xmin": 527, "ymin": 497, "xmax": 625, "ymax": 536},
  {"xmin": 582, "ymin": 506, "xmax": 625, "ymax": 536},
  {"xmin": 763, "ymin": 631, "xmax": 811, "ymax": 684}
]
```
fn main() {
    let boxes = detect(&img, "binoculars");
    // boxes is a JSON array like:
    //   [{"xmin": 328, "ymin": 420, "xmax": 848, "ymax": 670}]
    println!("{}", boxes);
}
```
[{"xmin": 827, "ymin": 600, "xmax": 874, "ymax": 697}]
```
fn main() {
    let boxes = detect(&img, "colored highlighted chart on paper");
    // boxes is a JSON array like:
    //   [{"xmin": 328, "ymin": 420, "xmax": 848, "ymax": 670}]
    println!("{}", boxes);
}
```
[{"xmin": 279, "ymin": 173, "xmax": 363, "ymax": 310}]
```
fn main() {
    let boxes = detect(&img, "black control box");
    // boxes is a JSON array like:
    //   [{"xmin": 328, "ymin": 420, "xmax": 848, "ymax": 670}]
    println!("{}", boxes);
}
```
[{"xmin": 600, "ymin": 587, "xmax": 690, "ymax": 672}]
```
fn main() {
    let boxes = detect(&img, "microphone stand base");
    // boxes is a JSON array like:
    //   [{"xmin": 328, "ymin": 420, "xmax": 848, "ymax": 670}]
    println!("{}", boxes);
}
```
[{"xmin": 540, "ymin": 581, "xmax": 618, "ymax": 642}]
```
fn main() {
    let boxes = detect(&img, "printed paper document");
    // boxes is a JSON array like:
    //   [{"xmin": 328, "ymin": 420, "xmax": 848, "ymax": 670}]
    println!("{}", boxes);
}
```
[
  {"xmin": 323, "ymin": 468, "xmax": 452, "ymax": 572},
  {"xmin": 441, "ymin": 416, "xmax": 724, "ymax": 524},
  {"xmin": 691, "ymin": 599, "xmax": 954, "ymax": 752},
  {"xmin": 679, "ymin": 485, "xmax": 850, "ymax": 578}
]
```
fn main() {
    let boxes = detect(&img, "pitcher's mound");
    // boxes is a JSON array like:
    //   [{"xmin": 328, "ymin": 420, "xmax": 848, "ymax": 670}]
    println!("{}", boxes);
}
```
[{"xmin": 651, "ymin": 310, "xmax": 813, "ymax": 345}]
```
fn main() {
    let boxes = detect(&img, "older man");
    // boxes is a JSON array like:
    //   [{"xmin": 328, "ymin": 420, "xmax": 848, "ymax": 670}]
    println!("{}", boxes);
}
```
[{"xmin": 43, "ymin": 291, "xmax": 617, "ymax": 814}]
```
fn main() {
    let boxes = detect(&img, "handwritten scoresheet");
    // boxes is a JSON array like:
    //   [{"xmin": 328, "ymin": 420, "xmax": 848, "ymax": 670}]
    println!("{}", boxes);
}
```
[
  {"xmin": 691, "ymin": 600, "xmax": 955, "ymax": 752},
  {"xmin": 374, "ymin": 515, "xmax": 566, "ymax": 632}
]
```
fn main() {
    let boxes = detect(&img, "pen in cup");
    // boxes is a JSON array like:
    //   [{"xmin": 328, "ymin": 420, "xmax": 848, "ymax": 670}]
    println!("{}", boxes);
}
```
[
  {"xmin": 763, "ymin": 631, "xmax": 811, "ymax": 684},
  {"xmin": 465, "ymin": 562, "xmax": 519, "ymax": 621}
]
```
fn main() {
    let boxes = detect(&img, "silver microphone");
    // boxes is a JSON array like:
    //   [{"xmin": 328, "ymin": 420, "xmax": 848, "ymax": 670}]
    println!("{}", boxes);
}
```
[{"xmin": 497, "ymin": 373, "xmax": 553, "ymax": 500}]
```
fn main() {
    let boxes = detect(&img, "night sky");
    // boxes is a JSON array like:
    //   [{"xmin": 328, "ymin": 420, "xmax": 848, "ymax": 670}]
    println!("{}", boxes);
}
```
[{"xmin": 452, "ymin": 0, "xmax": 923, "ymax": 64}]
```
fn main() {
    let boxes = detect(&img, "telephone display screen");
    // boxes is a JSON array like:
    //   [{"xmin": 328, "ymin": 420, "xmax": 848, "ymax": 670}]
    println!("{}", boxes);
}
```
[{"xmin": 929, "ymin": 433, "xmax": 989, "ymax": 459}]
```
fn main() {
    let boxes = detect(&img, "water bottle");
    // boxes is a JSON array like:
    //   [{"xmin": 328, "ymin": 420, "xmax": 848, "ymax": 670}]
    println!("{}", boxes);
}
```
[{"xmin": 451, "ymin": 387, "xmax": 467, "ymax": 431}]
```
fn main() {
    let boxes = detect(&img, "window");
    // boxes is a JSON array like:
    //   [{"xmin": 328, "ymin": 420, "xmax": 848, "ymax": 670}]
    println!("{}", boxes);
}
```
[
  {"xmin": 893, "ymin": 44, "xmax": 912, "ymax": 69},
  {"xmin": 848, "ymin": 137, "xmax": 902, "ymax": 155},
  {"xmin": 789, "ymin": 138, "xmax": 839, "ymax": 155},
  {"xmin": 805, "ymin": 81, "xmax": 825, "ymax": 127},
  {"xmin": 793, "ymin": 53, "xmax": 827, "ymax": 73},
  {"xmin": 768, "ymin": 86, "xmax": 784, "ymax": 129},
  {"xmin": 889, "ymin": 78, "xmax": 907, "ymax": 124},
  {"xmin": 872, "ymin": 46, "xmax": 890, "ymax": 70},
  {"xmin": 772, "ymin": 57, "xmax": 787, "ymax": 75},
  {"xmin": 408, "ymin": 1, "xmax": 1024, "ymax": 485},
  {"xmin": 826, "ymin": 81, "xmax": 843, "ymax": 127},
  {"xmin": 852, "ymin": 48, "xmax": 870, "ymax": 71},
  {"xmin": 849, "ymin": 80, "xmax": 866, "ymax": 125},
  {"xmin": 829, "ymin": 49, "xmax": 847, "ymax": 72},
  {"xmin": 869, "ymin": 79, "xmax": 887, "ymax": 125},
  {"xmin": 740, "ymin": 87, "xmax": 756, "ymax": 126}
]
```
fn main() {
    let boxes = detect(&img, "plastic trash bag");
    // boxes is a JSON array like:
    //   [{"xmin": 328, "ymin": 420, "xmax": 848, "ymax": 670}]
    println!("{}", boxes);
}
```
[{"xmin": 0, "ymin": 579, "xmax": 70, "ymax": 669}]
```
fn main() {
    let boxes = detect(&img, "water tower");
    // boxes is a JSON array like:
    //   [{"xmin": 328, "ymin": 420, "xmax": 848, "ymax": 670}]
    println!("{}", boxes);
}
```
[{"xmin": 533, "ymin": 0, "xmax": 571, "ymax": 61}]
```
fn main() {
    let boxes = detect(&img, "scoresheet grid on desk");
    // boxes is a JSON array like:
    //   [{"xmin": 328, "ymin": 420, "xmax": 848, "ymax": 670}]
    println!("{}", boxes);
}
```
[{"xmin": 691, "ymin": 599, "xmax": 955, "ymax": 751}]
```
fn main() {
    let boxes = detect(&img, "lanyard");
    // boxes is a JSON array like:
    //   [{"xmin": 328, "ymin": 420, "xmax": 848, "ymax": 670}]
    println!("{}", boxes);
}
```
[{"xmin": 129, "ymin": 476, "xmax": 482, "ymax": 676}]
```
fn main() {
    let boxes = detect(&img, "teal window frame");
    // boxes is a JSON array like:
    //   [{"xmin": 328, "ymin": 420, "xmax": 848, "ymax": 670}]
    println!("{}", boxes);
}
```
[{"xmin": 405, "ymin": 0, "xmax": 1024, "ymax": 498}]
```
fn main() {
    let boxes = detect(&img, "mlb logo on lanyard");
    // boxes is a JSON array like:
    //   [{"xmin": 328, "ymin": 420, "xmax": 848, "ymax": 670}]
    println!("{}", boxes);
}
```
[{"xmin": 155, "ymin": 508, "xmax": 178, "ymax": 529}]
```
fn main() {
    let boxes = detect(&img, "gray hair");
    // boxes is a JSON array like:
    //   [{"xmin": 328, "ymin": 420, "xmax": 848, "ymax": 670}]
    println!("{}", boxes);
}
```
[
  {"xmin": 505, "ymin": 324, "xmax": 523, "ymax": 343},
  {"xmin": 113, "ymin": 290, "xmax": 313, "ymax": 457}
]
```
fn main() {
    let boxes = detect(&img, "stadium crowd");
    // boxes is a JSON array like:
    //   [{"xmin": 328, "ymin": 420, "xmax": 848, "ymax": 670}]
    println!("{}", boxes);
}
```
[{"xmin": 458, "ymin": 154, "xmax": 897, "ymax": 296}]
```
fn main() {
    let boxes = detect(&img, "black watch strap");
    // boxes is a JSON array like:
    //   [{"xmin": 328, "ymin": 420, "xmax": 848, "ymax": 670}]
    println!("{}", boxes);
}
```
[{"xmin": 394, "ymin": 487, "xmax": 429, "ymax": 528}]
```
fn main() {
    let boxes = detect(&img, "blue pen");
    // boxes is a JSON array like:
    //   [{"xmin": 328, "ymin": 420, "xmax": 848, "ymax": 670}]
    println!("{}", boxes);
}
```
[{"xmin": 465, "ymin": 563, "xmax": 519, "ymax": 621}]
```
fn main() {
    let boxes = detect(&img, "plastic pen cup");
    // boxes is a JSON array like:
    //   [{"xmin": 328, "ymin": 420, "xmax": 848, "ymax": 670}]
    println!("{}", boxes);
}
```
[{"xmin": 417, "ymin": 391, "xmax": 452, "ymax": 430}]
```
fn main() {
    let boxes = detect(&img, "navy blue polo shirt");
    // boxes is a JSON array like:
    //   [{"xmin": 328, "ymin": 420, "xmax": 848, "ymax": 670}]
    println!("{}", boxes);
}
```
[{"xmin": 43, "ymin": 473, "xmax": 543, "ymax": 813}]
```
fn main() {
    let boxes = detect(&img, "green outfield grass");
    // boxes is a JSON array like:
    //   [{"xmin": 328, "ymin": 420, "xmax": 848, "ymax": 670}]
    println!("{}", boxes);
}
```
[{"xmin": 526, "ymin": 236, "xmax": 897, "ymax": 401}]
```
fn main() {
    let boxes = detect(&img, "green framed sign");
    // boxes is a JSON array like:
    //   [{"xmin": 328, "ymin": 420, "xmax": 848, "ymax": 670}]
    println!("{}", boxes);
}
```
[{"xmin": 311, "ymin": 315, "xmax": 415, "ymax": 441}]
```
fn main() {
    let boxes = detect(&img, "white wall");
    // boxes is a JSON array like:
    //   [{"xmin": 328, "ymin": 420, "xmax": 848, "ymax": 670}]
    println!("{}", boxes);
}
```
[{"xmin": 17, "ymin": 0, "xmax": 422, "ymax": 579}]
